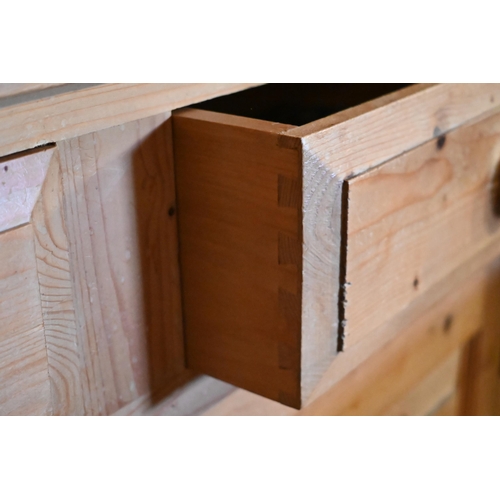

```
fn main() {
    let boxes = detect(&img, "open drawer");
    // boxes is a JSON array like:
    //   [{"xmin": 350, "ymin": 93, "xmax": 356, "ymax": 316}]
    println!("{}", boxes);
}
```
[{"xmin": 172, "ymin": 83, "xmax": 500, "ymax": 408}]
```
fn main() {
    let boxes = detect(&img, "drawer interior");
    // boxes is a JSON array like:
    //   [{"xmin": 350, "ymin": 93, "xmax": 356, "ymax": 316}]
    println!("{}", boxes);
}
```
[{"xmin": 193, "ymin": 83, "xmax": 411, "ymax": 126}]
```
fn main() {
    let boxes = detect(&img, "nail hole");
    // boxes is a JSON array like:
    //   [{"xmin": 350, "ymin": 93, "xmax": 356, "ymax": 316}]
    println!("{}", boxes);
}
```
[
  {"xmin": 3, "ymin": 166, "xmax": 8, "ymax": 172},
  {"xmin": 413, "ymin": 277, "xmax": 419, "ymax": 289},
  {"xmin": 437, "ymin": 135, "xmax": 446, "ymax": 150},
  {"xmin": 168, "ymin": 206, "xmax": 176, "ymax": 217},
  {"xmin": 443, "ymin": 314, "xmax": 453, "ymax": 333}
]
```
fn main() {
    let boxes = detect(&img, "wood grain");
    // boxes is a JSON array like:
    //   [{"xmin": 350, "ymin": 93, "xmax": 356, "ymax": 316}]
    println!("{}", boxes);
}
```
[
  {"xmin": 0, "ymin": 83, "xmax": 261, "ymax": 158},
  {"xmin": 58, "ymin": 113, "xmax": 185, "ymax": 414},
  {"xmin": 457, "ymin": 273, "xmax": 500, "ymax": 416},
  {"xmin": 0, "ymin": 225, "xmax": 52, "ymax": 415},
  {"xmin": 383, "ymin": 350, "xmax": 460, "ymax": 416},
  {"xmin": 2, "ymin": 83, "xmax": 498, "ymax": 415},
  {"xmin": 343, "ymin": 110, "xmax": 500, "ymax": 348},
  {"xmin": 173, "ymin": 85, "xmax": 500, "ymax": 408},
  {"xmin": 174, "ymin": 109, "xmax": 304, "ymax": 407},
  {"xmin": 290, "ymin": 84, "xmax": 500, "ymax": 353},
  {"xmin": 31, "ymin": 149, "xmax": 84, "ymax": 415},
  {"xmin": 301, "ymin": 257, "xmax": 497, "ymax": 415},
  {"xmin": 204, "ymin": 246, "xmax": 500, "ymax": 415},
  {"xmin": 288, "ymin": 83, "xmax": 500, "ymax": 178},
  {"xmin": 0, "ymin": 83, "xmax": 65, "ymax": 99},
  {"xmin": 114, "ymin": 376, "xmax": 235, "ymax": 416},
  {"xmin": 0, "ymin": 146, "xmax": 53, "ymax": 232}
]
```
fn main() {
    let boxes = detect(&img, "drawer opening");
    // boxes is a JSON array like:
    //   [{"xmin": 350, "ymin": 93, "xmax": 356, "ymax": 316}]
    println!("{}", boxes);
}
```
[{"xmin": 193, "ymin": 83, "xmax": 411, "ymax": 126}]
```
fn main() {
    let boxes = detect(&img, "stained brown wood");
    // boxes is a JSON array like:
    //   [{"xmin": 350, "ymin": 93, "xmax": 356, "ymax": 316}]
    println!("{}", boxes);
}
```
[
  {"xmin": 457, "ymin": 273, "xmax": 500, "ymax": 416},
  {"xmin": 0, "ymin": 83, "xmax": 261, "ymax": 158},
  {"xmin": 174, "ymin": 109, "xmax": 304, "ymax": 407},
  {"xmin": 0, "ymin": 225, "xmax": 52, "ymax": 415},
  {"xmin": 429, "ymin": 394, "xmax": 458, "ymax": 416}
]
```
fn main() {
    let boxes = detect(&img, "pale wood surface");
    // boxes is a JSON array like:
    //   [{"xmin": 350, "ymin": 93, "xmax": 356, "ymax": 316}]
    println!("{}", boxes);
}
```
[
  {"xmin": 304, "ymin": 229, "xmax": 500, "ymax": 407},
  {"xmin": 300, "ymin": 139, "xmax": 343, "ymax": 383},
  {"xmin": 0, "ymin": 83, "xmax": 260, "ymax": 158},
  {"xmin": 289, "ymin": 84, "xmax": 500, "ymax": 353},
  {"xmin": 0, "ymin": 112, "xmax": 191, "ymax": 415},
  {"xmin": 0, "ymin": 225, "xmax": 52, "ymax": 415},
  {"xmin": 31, "ymin": 150, "xmax": 84, "ymax": 415},
  {"xmin": 57, "ymin": 113, "xmax": 186, "ymax": 414},
  {"xmin": 288, "ymin": 83, "xmax": 500, "ymax": 178},
  {"xmin": 0, "ymin": 147, "xmax": 53, "ymax": 232},
  {"xmin": 343, "ymin": 110, "xmax": 500, "ymax": 348},
  {"xmin": 114, "ymin": 375, "xmax": 234, "ymax": 416},
  {"xmin": 0, "ymin": 83, "xmax": 65, "ymax": 99},
  {"xmin": 383, "ymin": 350, "xmax": 460, "ymax": 416}
]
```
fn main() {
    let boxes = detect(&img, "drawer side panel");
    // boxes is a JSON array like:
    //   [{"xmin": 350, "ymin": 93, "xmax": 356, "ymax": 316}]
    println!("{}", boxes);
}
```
[{"xmin": 174, "ymin": 111, "xmax": 303, "ymax": 407}]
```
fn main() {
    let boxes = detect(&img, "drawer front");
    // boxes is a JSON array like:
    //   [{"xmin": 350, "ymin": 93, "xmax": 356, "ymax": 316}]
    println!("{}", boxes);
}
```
[
  {"xmin": 173, "ymin": 84, "xmax": 500, "ymax": 408},
  {"xmin": 342, "ymin": 111, "xmax": 500, "ymax": 348}
]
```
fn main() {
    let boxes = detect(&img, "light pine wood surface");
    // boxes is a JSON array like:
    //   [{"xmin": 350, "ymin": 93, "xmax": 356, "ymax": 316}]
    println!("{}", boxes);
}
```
[
  {"xmin": 0, "ymin": 224, "xmax": 52, "ymax": 416},
  {"xmin": 31, "ymin": 150, "xmax": 84, "ymax": 415},
  {"xmin": 0, "ymin": 147, "xmax": 54, "ymax": 232},
  {"xmin": 383, "ymin": 350, "xmax": 460, "ymax": 416},
  {"xmin": 1, "ymin": 83, "xmax": 500, "ymax": 415},
  {"xmin": 57, "ymin": 113, "xmax": 186, "ymax": 414},
  {"xmin": 0, "ymin": 83, "xmax": 65, "ymax": 99},
  {"xmin": 292, "ymin": 84, "xmax": 500, "ymax": 353},
  {"xmin": 343, "ymin": 109, "xmax": 500, "ymax": 348},
  {"xmin": 0, "ymin": 83, "xmax": 260, "ymax": 158},
  {"xmin": 0, "ymin": 111, "xmax": 192, "ymax": 415}
]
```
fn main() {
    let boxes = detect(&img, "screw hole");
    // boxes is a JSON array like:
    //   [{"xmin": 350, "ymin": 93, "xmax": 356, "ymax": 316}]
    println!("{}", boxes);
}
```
[{"xmin": 443, "ymin": 314, "xmax": 453, "ymax": 333}]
